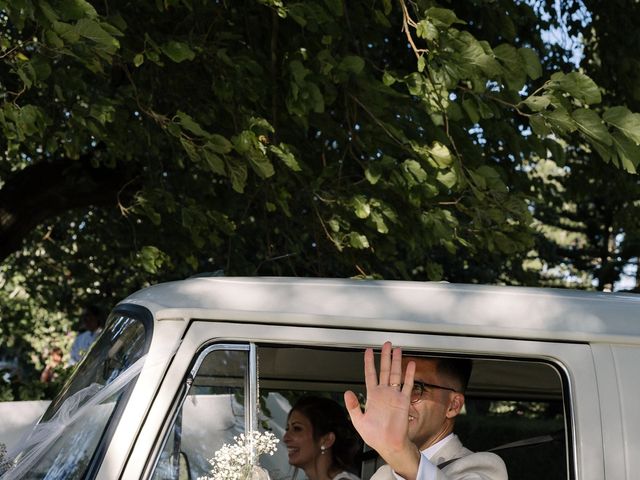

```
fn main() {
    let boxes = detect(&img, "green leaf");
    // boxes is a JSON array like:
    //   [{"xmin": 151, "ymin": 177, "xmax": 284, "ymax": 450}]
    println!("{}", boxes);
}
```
[
  {"xmin": 612, "ymin": 131, "xmax": 640, "ymax": 173},
  {"xmin": 437, "ymin": 169, "xmax": 457, "ymax": 189},
  {"xmin": 403, "ymin": 160, "xmax": 427, "ymax": 183},
  {"xmin": 39, "ymin": 0, "xmax": 60, "ymax": 23},
  {"xmin": 365, "ymin": 163, "xmax": 382, "ymax": 184},
  {"xmin": 476, "ymin": 99, "xmax": 494, "ymax": 119},
  {"xmin": 472, "ymin": 52, "xmax": 502, "ymax": 78},
  {"xmin": 270, "ymin": 143, "xmax": 302, "ymax": 171},
  {"xmin": 161, "ymin": 41, "xmax": 196, "ymax": 63},
  {"xmin": 572, "ymin": 108, "xmax": 612, "ymax": 145},
  {"xmin": 348, "ymin": 232, "xmax": 370, "ymax": 249},
  {"xmin": 138, "ymin": 246, "xmax": 168, "ymax": 274},
  {"xmin": 232, "ymin": 131, "xmax": 274, "ymax": 179},
  {"xmin": 74, "ymin": 19, "xmax": 119, "ymax": 51},
  {"xmin": 550, "ymin": 72, "xmax": 601, "ymax": 105},
  {"xmin": 603, "ymin": 106, "xmax": 640, "ymax": 144},
  {"xmin": 233, "ymin": 131, "xmax": 255, "ymax": 155},
  {"xmin": 590, "ymin": 139, "xmax": 613, "ymax": 163},
  {"xmin": 249, "ymin": 116, "xmax": 275, "ymax": 133},
  {"xmin": 529, "ymin": 114, "xmax": 551, "ymax": 136},
  {"xmin": 370, "ymin": 211, "xmax": 389, "ymax": 234},
  {"xmin": 544, "ymin": 139, "xmax": 566, "ymax": 166},
  {"xmin": 405, "ymin": 72, "xmax": 426, "ymax": 96},
  {"xmin": 382, "ymin": 71, "xmax": 396, "ymax": 86},
  {"xmin": 18, "ymin": 105, "xmax": 46, "ymax": 136},
  {"xmin": 494, "ymin": 43, "xmax": 526, "ymax": 90},
  {"xmin": 202, "ymin": 147, "xmax": 226, "ymax": 175},
  {"xmin": 416, "ymin": 20, "xmax": 438, "ymax": 42},
  {"xmin": 307, "ymin": 82, "xmax": 325, "ymax": 113},
  {"xmin": 207, "ymin": 134, "xmax": 233, "ymax": 154},
  {"xmin": 328, "ymin": 216, "xmax": 343, "ymax": 233},
  {"xmin": 52, "ymin": 21, "xmax": 80, "ymax": 43},
  {"xmin": 518, "ymin": 47, "xmax": 542, "ymax": 80},
  {"xmin": 89, "ymin": 103, "xmax": 115, "ymax": 125},
  {"xmin": 455, "ymin": 32, "xmax": 487, "ymax": 69},
  {"xmin": 417, "ymin": 56, "xmax": 426, "ymax": 73},
  {"xmin": 476, "ymin": 165, "xmax": 500, "ymax": 179},
  {"xmin": 426, "ymin": 7, "xmax": 462, "ymax": 28},
  {"xmin": 429, "ymin": 142, "xmax": 453, "ymax": 167},
  {"xmin": 462, "ymin": 98, "xmax": 479, "ymax": 124},
  {"xmin": 15, "ymin": 62, "xmax": 34, "ymax": 89},
  {"xmin": 225, "ymin": 156, "xmax": 248, "ymax": 193},
  {"xmin": 338, "ymin": 55, "xmax": 365, "ymax": 75},
  {"xmin": 248, "ymin": 154, "xmax": 275, "ymax": 178},
  {"xmin": 44, "ymin": 30, "xmax": 64, "ymax": 48},
  {"xmin": 352, "ymin": 196, "xmax": 371, "ymax": 219},
  {"xmin": 522, "ymin": 95, "xmax": 550, "ymax": 112},
  {"xmin": 543, "ymin": 108, "xmax": 577, "ymax": 134},
  {"xmin": 133, "ymin": 53, "xmax": 144, "ymax": 67},
  {"xmin": 468, "ymin": 169, "xmax": 486, "ymax": 189},
  {"xmin": 179, "ymin": 137, "xmax": 199, "ymax": 163},
  {"xmin": 175, "ymin": 111, "xmax": 208, "ymax": 137},
  {"xmin": 59, "ymin": 0, "xmax": 98, "ymax": 20},
  {"xmin": 494, "ymin": 232, "xmax": 516, "ymax": 254}
]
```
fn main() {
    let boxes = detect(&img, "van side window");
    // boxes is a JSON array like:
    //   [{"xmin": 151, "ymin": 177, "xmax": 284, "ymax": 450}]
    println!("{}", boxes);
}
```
[
  {"xmin": 256, "ymin": 346, "xmax": 569, "ymax": 480},
  {"xmin": 151, "ymin": 345, "xmax": 250, "ymax": 480}
]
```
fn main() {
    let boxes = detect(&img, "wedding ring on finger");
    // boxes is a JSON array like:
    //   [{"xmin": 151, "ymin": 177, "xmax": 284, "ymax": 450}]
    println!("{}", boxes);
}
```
[{"xmin": 390, "ymin": 383, "xmax": 401, "ymax": 389}]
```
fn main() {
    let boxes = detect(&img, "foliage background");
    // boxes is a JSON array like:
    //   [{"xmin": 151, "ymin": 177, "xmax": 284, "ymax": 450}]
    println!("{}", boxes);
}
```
[{"xmin": 1, "ymin": 0, "xmax": 639, "ymax": 399}]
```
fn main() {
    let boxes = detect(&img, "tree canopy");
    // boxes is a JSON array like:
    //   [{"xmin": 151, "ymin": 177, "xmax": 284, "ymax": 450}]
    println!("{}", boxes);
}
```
[{"xmin": 1, "ymin": 0, "xmax": 639, "ymax": 398}]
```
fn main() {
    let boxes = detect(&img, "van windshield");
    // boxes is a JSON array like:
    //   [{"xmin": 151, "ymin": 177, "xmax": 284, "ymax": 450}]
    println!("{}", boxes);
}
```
[{"xmin": 9, "ymin": 312, "xmax": 151, "ymax": 480}]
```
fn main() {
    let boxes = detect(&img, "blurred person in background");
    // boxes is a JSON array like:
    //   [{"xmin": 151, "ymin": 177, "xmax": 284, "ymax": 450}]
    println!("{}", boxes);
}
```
[
  {"xmin": 68, "ymin": 305, "xmax": 105, "ymax": 366},
  {"xmin": 40, "ymin": 347, "xmax": 63, "ymax": 383}
]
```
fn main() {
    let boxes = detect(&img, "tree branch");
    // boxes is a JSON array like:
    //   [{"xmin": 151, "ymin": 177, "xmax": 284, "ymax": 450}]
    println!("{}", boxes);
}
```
[{"xmin": 0, "ymin": 152, "xmax": 138, "ymax": 261}]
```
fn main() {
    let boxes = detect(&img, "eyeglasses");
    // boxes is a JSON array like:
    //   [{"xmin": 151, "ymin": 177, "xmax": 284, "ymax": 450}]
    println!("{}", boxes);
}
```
[{"xmin": 406, "ymin": 380, "xmax": 458, "ymax": 403}]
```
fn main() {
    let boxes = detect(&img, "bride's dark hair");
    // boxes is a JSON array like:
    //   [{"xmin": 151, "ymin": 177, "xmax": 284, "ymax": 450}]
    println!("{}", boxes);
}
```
[{"xmin": 289, "ymin": 395, "xmax": 361, "ymax": 472}]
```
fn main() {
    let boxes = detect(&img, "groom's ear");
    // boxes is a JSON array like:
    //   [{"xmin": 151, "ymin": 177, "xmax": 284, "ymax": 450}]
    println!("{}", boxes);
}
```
[{"xmin": 445, "ymin": 393, "xmax": 465, "ymax": 419}]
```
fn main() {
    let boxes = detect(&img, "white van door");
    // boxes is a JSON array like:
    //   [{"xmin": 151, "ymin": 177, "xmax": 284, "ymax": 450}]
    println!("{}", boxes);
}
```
[{"xmin": 122, "ymin": 321, "xmax": 604, "ymax": 480}]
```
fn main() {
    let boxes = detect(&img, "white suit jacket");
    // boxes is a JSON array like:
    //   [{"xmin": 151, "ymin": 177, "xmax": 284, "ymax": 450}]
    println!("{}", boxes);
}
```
[{"xmin": 370, "ymin": 434, "xmax": 507, "ymax": 480}]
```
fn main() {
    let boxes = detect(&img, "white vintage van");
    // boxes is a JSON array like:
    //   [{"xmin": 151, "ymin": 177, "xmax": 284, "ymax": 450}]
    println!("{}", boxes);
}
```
[{"xmin": 3, "ymin": 277, "xmax": 639, "ymax": 480}]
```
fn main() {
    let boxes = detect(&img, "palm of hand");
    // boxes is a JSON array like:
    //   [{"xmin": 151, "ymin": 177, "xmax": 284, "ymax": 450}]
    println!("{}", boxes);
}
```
[{"xmin": 344, "ymin": 343, "xmax": 416, "ymax": 457}]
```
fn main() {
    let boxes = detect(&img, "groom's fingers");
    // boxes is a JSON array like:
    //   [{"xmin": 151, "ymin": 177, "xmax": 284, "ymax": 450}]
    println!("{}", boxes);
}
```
[
  {"xmin": 401, "ymin": 360, "xmax": 416, "ymax": 396},
  {"xmin": 389, "ymin": 346, "xmax": 403, "ymax": 387},
  {"xmin": 378, "ymin": 341, "xmax": 392, "ymax": 385},
  {"xmin": 363, "ymin": 347, "xmax": 378, "ymax": 389},
  {"xmin": 344, "ymin": 390, "xmax": 363, "ymax": 422},
  {"xmin": 344, "ymin": 390, "xmax": 360, "ymax": 409}
]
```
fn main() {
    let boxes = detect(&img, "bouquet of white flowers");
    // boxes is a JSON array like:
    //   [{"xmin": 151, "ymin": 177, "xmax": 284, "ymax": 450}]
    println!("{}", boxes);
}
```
[{"xmin": 198, "ymin": 431, "xmax": 279, "ymax": 480}]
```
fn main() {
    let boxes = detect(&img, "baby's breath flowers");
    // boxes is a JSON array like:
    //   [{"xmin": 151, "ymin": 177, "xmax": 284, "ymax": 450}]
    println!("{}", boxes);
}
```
[{"xmin": 198, "ymin": 431, "xmax": 279, "ymax": 480}]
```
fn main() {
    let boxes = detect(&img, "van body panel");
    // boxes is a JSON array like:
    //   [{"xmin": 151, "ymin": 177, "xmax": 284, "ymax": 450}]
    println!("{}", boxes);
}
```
[
  {"xmin": 612, "ymin": 345, "xmax": 640, "ymax": 478},
  {"xmin": 95, "ymin": 318, "xmax": 187, "ymax": 480},
  {"xmin": 591, "ymin": 345, "xmax": 625, "ymax": 480},
  {"xmin": 119, "ymin": 278, "xmax": 640, "ymax": 345}
]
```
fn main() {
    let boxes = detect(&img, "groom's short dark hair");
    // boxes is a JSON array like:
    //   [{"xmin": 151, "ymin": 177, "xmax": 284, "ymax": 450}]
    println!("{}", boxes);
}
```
[{"xmin": 437, "ymin": 358, "xmax": 472, "ymax": 393}]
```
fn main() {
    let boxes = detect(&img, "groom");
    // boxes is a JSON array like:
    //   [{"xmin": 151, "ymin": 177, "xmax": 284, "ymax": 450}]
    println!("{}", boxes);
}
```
[{"xmin": 344, "ymin": 342, "xmax": 507, "ymax": 480}]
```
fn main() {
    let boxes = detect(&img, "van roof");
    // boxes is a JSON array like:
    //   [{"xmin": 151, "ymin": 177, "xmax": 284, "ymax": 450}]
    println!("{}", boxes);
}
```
[{"xmin": 118, "ymin": 277, "xmax": 640, "ymax": 344}]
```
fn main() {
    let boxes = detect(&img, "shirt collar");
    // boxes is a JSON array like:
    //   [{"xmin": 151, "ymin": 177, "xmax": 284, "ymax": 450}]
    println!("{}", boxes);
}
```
[{"xmin": 422, "ymin": 433, "xmax": 455, "ymax": 459}]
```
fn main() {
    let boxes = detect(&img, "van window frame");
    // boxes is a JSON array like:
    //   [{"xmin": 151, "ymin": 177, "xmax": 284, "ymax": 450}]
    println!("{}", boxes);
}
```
[
  {"xmin": 144, "ymin": 342, "xmax": 257, "ymax": 479},
  {"xmin": 130, "ymin": 321, "xmax": 597, "ymax": 480}
]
